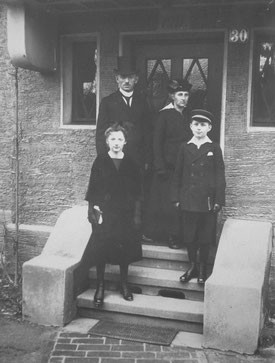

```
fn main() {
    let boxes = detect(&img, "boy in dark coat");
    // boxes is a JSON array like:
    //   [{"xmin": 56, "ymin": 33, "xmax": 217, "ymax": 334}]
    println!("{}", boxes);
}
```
[
  {"xmin": 171, "ymin": 109, "xmax": 226, "ymax": 284},
  {"xmin": 85, "ymin": 124, "xmax": 142, "ymax": 307}
]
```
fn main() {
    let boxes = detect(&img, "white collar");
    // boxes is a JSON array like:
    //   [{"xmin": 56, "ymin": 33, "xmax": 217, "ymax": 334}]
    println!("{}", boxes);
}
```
[
  {"xmin": 160, "ymin": 102, "xmax": 186, "ymax": 114},
  {"xmin": 187, "ymin": 135, "xmax": 212, "ymax": 148},
  {"xmin": 108, "ymin": 150, "xmax": 124, "ymax": 159},
  {"xmin": 160, "ymin": 102, "xmax": 174, "ymax": 111},
  {"xmin": 119, "ymin": 89, "xmax": 134, "ymax": 97}
]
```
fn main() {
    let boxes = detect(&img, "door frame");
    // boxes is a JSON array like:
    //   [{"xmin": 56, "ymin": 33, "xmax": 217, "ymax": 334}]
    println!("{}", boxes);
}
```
[{"xmin": 119, "ymin": 29, "xmax": 228, "ymax": 152}]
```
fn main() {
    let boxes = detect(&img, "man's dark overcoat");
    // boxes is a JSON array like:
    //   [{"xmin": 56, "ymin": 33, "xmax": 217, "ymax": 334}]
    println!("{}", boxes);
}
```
[
  {"xmin": 146, "ymin": 106, "xmax": 192, "ymax": 239},
  {"xmin": 85, "ymin": 153, "xmax": 142, "ymax": 265},
  {"xmin": 171, "ymin": 141, "xmax": 226, "ymax": 212},
  {"xmin": 96, "ymin": 90, "xmax": 152, "ymax": 168}
]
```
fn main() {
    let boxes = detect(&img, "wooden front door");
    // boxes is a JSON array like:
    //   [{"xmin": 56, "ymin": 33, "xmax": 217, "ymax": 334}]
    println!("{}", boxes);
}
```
[{"xmin": 134, "ymin": 37, "xmax": 224, "ymax": 141}]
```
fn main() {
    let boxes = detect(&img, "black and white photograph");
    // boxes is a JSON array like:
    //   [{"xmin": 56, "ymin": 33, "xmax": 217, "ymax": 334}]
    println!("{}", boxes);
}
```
[{"xmin": 0, "ymin": 1, "xmax": 275, "ymax": 362}]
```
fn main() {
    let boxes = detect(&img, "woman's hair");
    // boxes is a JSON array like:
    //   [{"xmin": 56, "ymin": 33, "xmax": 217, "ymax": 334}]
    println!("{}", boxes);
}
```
[{"xmin": 104, "ymin": 123, "xmax": 128, "ymax": 141}]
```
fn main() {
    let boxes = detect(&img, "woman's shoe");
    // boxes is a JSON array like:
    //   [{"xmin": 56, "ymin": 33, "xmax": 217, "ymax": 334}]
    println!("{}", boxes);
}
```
[
  {"xmin": 197, "ymin": 263, "xmax": 207, "ymax": 284},
  {"xmin": 120, "ymin": 283, "xmax": 133, "ymax": 301},
  {"xmin": 179, "ymin": 263, "xmax": 198, "ymax": 283},
  {"xmin": 94, "ymin": 283, "xmax": 104, "ymax": 307},
  {"xmin": 168, "ymin": 236, "xmax": 180, "ymax": 249}
]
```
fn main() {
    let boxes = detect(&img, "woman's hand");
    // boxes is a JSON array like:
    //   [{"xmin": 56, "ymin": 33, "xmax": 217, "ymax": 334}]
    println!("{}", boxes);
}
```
[{"xmin": 172, "ymin": 202, "xmax": 180, "ymax": 208}]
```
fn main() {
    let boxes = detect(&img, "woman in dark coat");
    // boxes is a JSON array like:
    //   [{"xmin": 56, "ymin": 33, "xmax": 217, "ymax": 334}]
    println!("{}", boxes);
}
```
[
  {"xmin": 85, "ymin": 124, "xmax": 142, "ymax": 307},
  {"xmin": 146, "ymin": 79, "xmax": 192, "ymax": 248}
]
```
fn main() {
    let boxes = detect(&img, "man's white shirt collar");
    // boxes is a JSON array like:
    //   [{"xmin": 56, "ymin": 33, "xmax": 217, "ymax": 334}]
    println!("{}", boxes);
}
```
[
  {"xmin": 119, "ymin": 89, "xmax": 133, "ymax": 97},
  {"xmin": 119, "ymin": 89, "xmax": 133, "ymax": 106},
  {"xmin": 187, "ymin": 135, "xmax": 212, "ymax": 148}
]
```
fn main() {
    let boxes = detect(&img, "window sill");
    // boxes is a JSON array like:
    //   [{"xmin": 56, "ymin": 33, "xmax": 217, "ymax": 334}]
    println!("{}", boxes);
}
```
[
  {"xmin": 60, "ymin": 124, "xmax": 96, "ymax": 130},
  {"xmin": 248, "ymin": 125, "xmax": 275, "ymax": 132}
]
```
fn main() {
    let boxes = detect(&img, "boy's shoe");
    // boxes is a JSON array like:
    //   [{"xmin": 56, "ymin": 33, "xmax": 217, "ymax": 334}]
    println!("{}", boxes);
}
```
[
  {"xmin": 197, "ymin": 263, "xmax": 207, "ymax": 284},
  {"xmin": 180, "ymin": 263, "xmax": 198, "ymax": 282},
  {"xmin": 94, "ymin": 283, "xmax": 104, "ymax": 307}
]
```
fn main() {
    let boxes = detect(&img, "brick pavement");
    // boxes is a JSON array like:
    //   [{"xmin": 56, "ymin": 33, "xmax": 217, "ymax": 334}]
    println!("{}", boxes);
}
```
[
  {"xmin": 44, "ymin": 318, "xmax": 275, "ymax": 363},
  {"xmin": 47, "ymin": 332, "xmax": 207, "ymax": 363}
]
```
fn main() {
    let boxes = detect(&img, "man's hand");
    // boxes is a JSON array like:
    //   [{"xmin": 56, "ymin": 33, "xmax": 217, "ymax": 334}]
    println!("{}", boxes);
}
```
[{"xmin": 213, "ymin": 204, "xmax": 221, "ymax": 212}]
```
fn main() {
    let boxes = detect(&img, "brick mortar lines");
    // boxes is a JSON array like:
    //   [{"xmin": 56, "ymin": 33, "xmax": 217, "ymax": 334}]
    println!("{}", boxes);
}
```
[{"xmin": 48, "ymin": 332, "xmax": 196, "ymax": 362}]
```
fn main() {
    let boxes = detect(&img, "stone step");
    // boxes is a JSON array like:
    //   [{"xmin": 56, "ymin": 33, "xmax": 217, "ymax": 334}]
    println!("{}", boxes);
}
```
[
  {"xmin": 77, "ymin": 289, "xmax": 204, "ymax": 325},
  {"xmin": 141, "ymin": 244, "xmax": 216, "ymax": 265},
  {"xmin": 88, "ymin": 265, "xmax": 206, "ymax": 301},
  {"xmin": 132, "ymin": 258, "xmax": 189, "ymax": 270}
]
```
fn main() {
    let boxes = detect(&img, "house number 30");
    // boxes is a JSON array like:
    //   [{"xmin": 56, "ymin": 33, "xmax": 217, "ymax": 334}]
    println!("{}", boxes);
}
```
[{"xmin": 229, "ymin": 29, "xmax": 249, "ymax": 43}]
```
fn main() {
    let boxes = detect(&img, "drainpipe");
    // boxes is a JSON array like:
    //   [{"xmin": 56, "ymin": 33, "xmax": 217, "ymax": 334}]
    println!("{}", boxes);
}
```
[{"xmin": 14, "ymin": 65, "xmax": 19, "ymax": 286}]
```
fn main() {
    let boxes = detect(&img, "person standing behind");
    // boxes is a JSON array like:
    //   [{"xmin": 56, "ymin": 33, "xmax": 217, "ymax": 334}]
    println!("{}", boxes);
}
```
[
  {"xmin": 171, "ymin": 109, "xmax": 226, "ymax": 284},
  {"xmin": 96, "ymin": 56, "xmax": 152, "ymax": 171},
  {"xmin": 86, "ymin": 124, "xmax": 142, "ymax": 307},
  {"xmin": 145, "ymin": 79, "xmax": 192, "ymax": 248}
]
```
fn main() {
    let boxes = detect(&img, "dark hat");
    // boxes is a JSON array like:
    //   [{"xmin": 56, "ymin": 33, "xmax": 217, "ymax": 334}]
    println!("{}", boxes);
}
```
[
  {"xmin": 167, "ymin": 79, "xmax": 192, "ymax": 93},
  {"xmin": 114, "ymin": 56, "xmax": 138, "ymax": 76},
  {"xmin": 191, "ymin": 109, "xmax": 214, "ymax": 124}
]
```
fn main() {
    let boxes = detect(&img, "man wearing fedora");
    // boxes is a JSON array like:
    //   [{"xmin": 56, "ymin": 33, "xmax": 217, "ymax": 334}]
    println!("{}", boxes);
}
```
[{"xmin": 96, "ymin": 56, "xmax": 152, "ymax": 169}]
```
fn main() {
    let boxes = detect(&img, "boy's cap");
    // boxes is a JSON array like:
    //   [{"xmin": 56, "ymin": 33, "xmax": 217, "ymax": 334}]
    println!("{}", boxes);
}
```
[
  {"xmin": 167, "ymin": 79, "xmax": 192, "ymax": 93},
  {"xmin": 191, "ymin": 109, "xmax": 214, "ymax": 124}
]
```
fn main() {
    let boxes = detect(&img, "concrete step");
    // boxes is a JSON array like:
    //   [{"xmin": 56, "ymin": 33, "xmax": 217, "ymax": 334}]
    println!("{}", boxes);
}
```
[
  {"xmin": 141, "ymin": 244, "xmax": 216, "ymax": 265},
  {"xmin": 77, "ymin": 289, "xmax": 204, "ymax": 324},
  {"xmin": 132, "ymin": 257, "xmax": 189, "ymax": 270},
  {"xmin": 88, "ymin": 264, "xmax": 206, "ymax": 301}
]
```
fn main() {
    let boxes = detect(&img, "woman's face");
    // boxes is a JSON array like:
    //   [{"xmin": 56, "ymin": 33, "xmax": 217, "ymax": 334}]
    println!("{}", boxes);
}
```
[
  {"xmin": 106, "ymin": 131, "xmax": 126, "ymax": 154},
  {"xmin": 171, "ymin": 91, "xmax": 190, "ymax": 108}
]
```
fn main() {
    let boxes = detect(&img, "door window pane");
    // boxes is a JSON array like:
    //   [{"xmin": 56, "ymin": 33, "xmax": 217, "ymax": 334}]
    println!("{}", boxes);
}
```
[
  {"xmin": 146, "ymin": 59, "xmax": 171, "ymax": 110},
  {"xmin": 183, "ymin": 58, "xmax": 208, "ymax": 109},
  {"xmin": 252, "ymin": 32, "xmax": 275, "ymax": 126}
]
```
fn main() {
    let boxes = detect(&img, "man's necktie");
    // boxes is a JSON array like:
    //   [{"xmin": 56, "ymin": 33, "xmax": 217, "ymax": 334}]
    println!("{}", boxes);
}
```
[{"xmin": 123, "ymin": 95, "xmax": 132, "ymax": 107}]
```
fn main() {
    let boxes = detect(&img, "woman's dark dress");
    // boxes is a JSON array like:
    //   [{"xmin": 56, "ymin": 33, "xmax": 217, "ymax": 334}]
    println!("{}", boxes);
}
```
[
  {"xmin": 85, "ymin": 153, "xmax": 142, "ymax": 265},
  {"xmin": 145, "ymin": 105, "xmax": 192, "ymax": 240}
]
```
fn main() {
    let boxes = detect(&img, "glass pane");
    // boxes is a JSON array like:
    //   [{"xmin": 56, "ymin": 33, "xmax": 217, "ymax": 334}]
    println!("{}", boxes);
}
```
[
  {"xmin": 146, "ymin": 59, "xmax": 171, "ymax": 111},
  {"xmin": 72, "ymin": 42, "xmax": 97, "ymax": 124},
  {"xmin": 183, "ymin": 58, "xmax": 208, "ymax": 109},
  {"xmin": 252, "ymin": 34, "xmax": 275, "ymax": 126}
]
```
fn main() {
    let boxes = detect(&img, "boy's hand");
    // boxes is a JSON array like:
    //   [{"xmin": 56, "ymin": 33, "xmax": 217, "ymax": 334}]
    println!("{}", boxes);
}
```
[
  {"xmin": 213, "ymin": 204, "xmax": 221, "ymax": 212},
  {"xmin": 88, "ymin": 205, "xmax": 103, "ymax": 224},
  {"xmin": 172, "ymin": 202, "xmax": 180, "ymax": 208}
]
